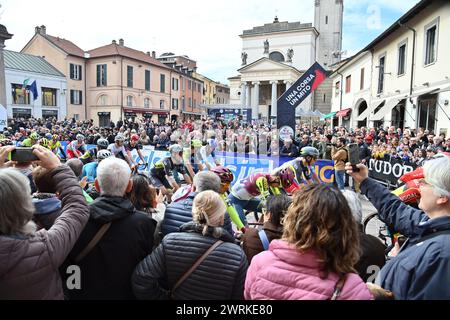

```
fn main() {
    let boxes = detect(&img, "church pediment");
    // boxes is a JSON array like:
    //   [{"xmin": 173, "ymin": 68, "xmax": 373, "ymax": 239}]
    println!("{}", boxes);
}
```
[{"xmin": 238, "ymin": 57, "xmax": 299, "ymax": 73}]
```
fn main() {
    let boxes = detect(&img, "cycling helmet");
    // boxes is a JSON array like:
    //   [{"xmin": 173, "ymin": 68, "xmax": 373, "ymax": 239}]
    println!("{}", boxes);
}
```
[
  {"xmin": 29, "ymin": 132, "xmax": 39, "ymax": 140},
  {"xmin": 169, "ymin": 144, "xmax": 183, "ymax": 154},
  {"xmin": 0, "ymin": 138, "xmax": 12, "ymax": 146},
  {"xmin": 97, "ymin": 150, "xmax": 112, "ymax": 160},
  {"xmin": 52, "ymin": 134, "xmax": 59, "ymax": 140},
  {"xmin": 45, "ymin": 133, "xmax": 53, "ymax": 140},
  {"xmin": 191, "ymin": 139, "xmax": 203, "ymax": 148},
  {"xmin": 0, "ymin": 134, "xmax": 4, "ymax": 140},
  {"xmin": 76, "ymin": 134, "xmax": 85, "ymax": 141},
  {"xmin": 97, "ymin": 138, "xmax": 109, "ymax": 148},
  {"xmin": 300, "ymin": 146, "xmax": 320, "ymax": 158},
  {"xmin": 279, "ymin": 166, "xmax": 295, "ymax": 188},
  {"xmin": 211, "ymin": 166, "xmax": 234, "ymax": 183},
  {"xmin": 131, "ymin": 134, "xmax": 140, "ymax": 142},
  {"xmin": 40, "ymin": 138, "xmax": 49, "ymax": 147},
  {"xmin": 115, "ymin": 134, "xmax": 125, "ymax": 142}
]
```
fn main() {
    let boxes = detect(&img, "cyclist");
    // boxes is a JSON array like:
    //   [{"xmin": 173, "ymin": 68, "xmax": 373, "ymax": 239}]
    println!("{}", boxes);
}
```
[
  {"xmin": 79, "ymin": 138, "xmax": 109, "ymax": 164},
  {"xmin": 48, "ymin": 134, "xmax": 66, "ymax": 159},
  {"xmin": 39, "ymin": 138, "xmax": 51, "ymax": 150},
  {"xmin": 210, "ymin": 166, "xmax": 246, "ymax": 233},
  {"xmin": 149, "ymin": 144, "xmax": 192, "ymax": 197},
  {"xmin": 228, "ymin": 167, "xmax": 296, "ymax": 226},
  {"xmin": 66, "ymin": 134, "xmax": 87, "ymax": 159},
  {"xmin": 107, "ymin": 134, "xmax": 133, "ymax": 167},
  {"xmin": 125, "ymin": 134, "xmax": 146, "ymax": 168},
  {"xmin": 183, "ymin": 139, "xmax": 205, "ymax": 179},
  {"xmin": 275, "ymin": 146, "xmax": 321, "ymax": 185},
  {"xmin": 81, "ymin": 149, "xmax": 112, "ymax": 183},
  {"xmin": 20, "ymin": 132, "xmax": 40, "ymax": 147}
]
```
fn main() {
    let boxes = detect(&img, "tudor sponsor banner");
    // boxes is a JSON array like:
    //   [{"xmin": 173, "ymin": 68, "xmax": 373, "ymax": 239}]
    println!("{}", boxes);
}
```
[
  {"xmin": 277, "ymin": 62, "xmax": 327, "ymax": 139},
  {"xmin": 368, "ymin": 158, "xmax": 417, "ymax": 186}
]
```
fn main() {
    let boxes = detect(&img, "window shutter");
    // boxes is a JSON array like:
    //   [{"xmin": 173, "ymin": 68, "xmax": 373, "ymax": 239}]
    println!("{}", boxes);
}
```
[
  {"xmin": 104, "ymin": 65, "xmax": 107, "ymax": 86},
  {"xmin": 79, "ymin": 91, "xmax": 83, "ymax": 105},
  {"xmin": 70, "ymin": 64, "xmax": 74, "ymax": 79},
  {"xmin": 79, "ymin": 66, "xmax": 82, "ymax": 80},
  {"xmin": 70, "ymin": 90, "xmax": 74, "ymax": 104},
  {"xmin": 97, "ymin": 65, "xmax": 100, "ymax": 86}
]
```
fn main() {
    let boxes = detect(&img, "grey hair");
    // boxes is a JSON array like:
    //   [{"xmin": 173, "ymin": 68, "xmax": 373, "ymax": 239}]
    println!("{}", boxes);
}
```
[
  {"xmin": 424, "ymin": 156, "xmax": 450, "ymax": 198},
  {"xmin": 96, "ymin": 157, "xmax": 131, "ymax": 197},
  {"xmin": 341, "ymin": 189, "xmax": 363, "ymax": 224},
  {"xmin": 193, "ymin": 171, "xmax": 221, "ymax": 193},
  {"xmin": 0, "ymin": 168, "xmax": 36, "ymax": 235}
]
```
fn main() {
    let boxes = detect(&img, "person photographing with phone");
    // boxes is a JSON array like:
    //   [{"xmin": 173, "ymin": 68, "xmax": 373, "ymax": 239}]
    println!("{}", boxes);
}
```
[{"xmin": 346, "ymin": 156, "xmax": 450, "ymax": 299}]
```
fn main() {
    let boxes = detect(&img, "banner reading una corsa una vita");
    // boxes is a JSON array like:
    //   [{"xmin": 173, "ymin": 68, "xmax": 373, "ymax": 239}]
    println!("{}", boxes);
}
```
[{"xmin": 277, "ymin": 62, "xmax": 327, "ymax": 141}]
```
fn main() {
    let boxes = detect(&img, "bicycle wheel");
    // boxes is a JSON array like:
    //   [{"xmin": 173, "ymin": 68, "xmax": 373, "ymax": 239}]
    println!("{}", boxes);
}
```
[{"xmin": 363, "ymin": 212, "xmax": 392, "ymax": 248}]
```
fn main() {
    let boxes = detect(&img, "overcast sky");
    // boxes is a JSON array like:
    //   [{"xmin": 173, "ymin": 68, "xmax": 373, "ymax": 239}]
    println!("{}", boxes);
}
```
[{"xmin": 1, "ymin": 0, "xmax": 418, "ymax": 84}]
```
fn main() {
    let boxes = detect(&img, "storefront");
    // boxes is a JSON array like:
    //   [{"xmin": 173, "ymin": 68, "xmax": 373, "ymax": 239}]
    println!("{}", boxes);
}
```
[
  {"xmin": 12, "ymin": 108, "xmax": 32, "ymax": 119},
  {"xmin": 42, "ymin": 109, "xmax": 58, "ymax": 119},
  {"xmin": 335, "ymin": 108, "xmax": 352, "ymax": 129}
]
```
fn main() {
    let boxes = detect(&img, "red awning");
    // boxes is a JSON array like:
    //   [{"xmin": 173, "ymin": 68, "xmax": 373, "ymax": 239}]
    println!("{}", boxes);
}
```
[
  {"xmin": 335, "ymin": 108, "xmax": 352, "ymax": 117},
  {"xmin": 123, "ymin": 108, "xmax": 169, "ymax": 115}
]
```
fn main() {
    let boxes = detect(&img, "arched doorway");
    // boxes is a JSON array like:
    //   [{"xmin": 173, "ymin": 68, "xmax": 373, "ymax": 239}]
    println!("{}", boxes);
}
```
[{"xmin": 356, "ymin": 99, "xmax": 368, "ymax": 128}]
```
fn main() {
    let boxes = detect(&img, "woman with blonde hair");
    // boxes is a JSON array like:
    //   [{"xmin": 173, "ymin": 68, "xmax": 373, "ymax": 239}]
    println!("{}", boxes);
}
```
[
  {"xmin": 245, "ymin": 184, "xmax": 372, "ymax": 300},
  {"xmin": 132, "ymin": 190, "xmax": 248, "ymax": 300}
]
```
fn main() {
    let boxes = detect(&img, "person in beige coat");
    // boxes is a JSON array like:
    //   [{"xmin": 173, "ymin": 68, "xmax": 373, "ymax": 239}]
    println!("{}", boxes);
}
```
[
  {"xmin": 332, "ymin": 137, "xmax": 348, "ymax": 190},
  {"xmin": 0, "ymin": 145, "xmax": 89, "ymax": 299}
]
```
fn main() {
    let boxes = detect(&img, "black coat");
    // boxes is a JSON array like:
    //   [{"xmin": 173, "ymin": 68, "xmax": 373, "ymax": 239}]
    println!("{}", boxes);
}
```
[
  {"xmin": 354, "ymin": 231, "xmax": 386, "ymax": 282},
  {"xmin": 63, "ymin": 196, "xmax": 156, "ymax": 300},
  {"xmin": 132, "ymin": 222, "xmax": 248, "ymax": 300}
]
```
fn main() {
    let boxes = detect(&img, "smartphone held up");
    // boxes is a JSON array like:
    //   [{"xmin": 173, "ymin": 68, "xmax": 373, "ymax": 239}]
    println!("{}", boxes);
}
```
[
  {"xmin": 9, "ymin": 147, "xmax": 39, "ymax": 163},
  {"xmin": 347, "ymin": 143, "xmax": 360, "ymax": 173}
]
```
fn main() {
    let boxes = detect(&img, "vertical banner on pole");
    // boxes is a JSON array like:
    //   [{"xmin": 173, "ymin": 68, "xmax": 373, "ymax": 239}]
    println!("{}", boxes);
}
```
[{"xmin": 277, "ymin": 62, "xmax": 327, "ymax": 141}]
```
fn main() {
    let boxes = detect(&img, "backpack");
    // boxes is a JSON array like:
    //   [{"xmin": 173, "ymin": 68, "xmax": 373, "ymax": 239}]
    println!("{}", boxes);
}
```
[{"xmin": 258, "ymin": 229, "xmax": 270, "ymax": 251}]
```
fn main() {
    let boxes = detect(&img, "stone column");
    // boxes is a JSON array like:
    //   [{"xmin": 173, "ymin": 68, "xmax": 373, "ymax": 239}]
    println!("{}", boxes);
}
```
[
  {"xmin": 0, "ymin": 25, "xmax": 13, "ymax": 108},
  {"xmin": 270, "ymin": 80, "xmax": 278, "ymax": 119},
  {"xmin": 245, "ymin": 84, "xmax": 251, "ymax": 108},
  {"xmin": 240, "ymin": 82, "xmax": 247, "ymax": 106},
  {"xmin": 251, "ymin": 81, "xmax": 260, "ymax": 120},
  {"xmin": 284, "ymin": 80, "xmax": 292, "ymax": 91}
]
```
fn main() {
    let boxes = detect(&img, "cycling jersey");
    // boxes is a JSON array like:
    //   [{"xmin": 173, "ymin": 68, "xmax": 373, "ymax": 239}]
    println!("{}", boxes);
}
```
[
  {"xmin": 49, "ymin": 140, "xmax": 61, "ymax": 153},
  {"xmin": 108, "ymin": 143, "xmax": 127, "ymax": 159},
  {"xmin": 125, "ymin": 141, "xmax": 143, "ymax": 152},
  {"xmin": 283, "ymin": 158, "xmax": 315, "ymax": 184},
  {"xmin": 66, "ymin": 140, "xmax": 87, "ymax": 158},
  {"xmin": 150, "ymin": 157, "xmax": 187, "ymax": 179},
  {"xmin": 21, "ymin": 138, "xmax": 35, "ymax": 147},
  {"xmin": 230, "ymin": 172, "xmax": 271, "ymax": 201}
]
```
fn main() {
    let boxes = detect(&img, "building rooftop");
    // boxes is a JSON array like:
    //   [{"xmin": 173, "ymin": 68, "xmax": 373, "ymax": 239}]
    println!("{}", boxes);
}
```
[
  {"xmin": 44, "ymin": 34, "xmax": 86, "ymax": 58},
  {"xmin": 88, "ymin": 42, "xmax": 170, "ymax": 70},
  {"xmin": 4, "ymin": 50, "xmax": 65, "ymax": 77},
  {"xmin": 241, "ymin": 19, "xmax": 313, "ymax": 36}
]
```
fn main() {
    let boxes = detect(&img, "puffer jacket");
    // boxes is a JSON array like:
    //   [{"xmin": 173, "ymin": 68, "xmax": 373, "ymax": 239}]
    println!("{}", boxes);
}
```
[
  {"xmin": 361, "ymin": 178, "xmax": 450, "ymax": 299},
  {"xmin": 0, "ymin": 166, "xmax": 89, "ymax": 300},
  {"xmin": 132, "ymin": 222, "xmax": 248, "ymax": 300},
  {"xmin": 244, "ymin": 240, "xmax": 373, "ymax": 300},
  {"xmin": 161, "ymin": 192, "xmax": 233, "ymax": 238},
  {"xmin": 32, "ymin": 193, "xmax": 62, "ymax": 230}
]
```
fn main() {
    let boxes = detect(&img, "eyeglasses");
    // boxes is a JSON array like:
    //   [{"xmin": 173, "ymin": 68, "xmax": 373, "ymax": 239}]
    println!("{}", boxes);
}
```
[{"xmin": 418, "ymin": 178, "xmax": 432, "ymax": 188}]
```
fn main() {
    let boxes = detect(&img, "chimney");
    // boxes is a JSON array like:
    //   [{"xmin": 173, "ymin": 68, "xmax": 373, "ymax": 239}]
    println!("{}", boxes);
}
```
[
  {"xmin": 112, "ymin": 40, "xmax": 117, "ymax": 44},
  {"xmin": 35, "ymin": 26, "xmax": 41, "ymax": 34},
  {"xmin": 40, "ymin": 25, "xmax": 46, "ymax": 35},
  {"xmin": 146, "ymin": 51, "xmax": 151, "ymax": 56},
  {"xmin": 151, "ymin": 51, "xmax": 156, "ymax": 58},
  {"xmin": 119, "ymin": 38, "xmax": 124, "ymax": 46}
]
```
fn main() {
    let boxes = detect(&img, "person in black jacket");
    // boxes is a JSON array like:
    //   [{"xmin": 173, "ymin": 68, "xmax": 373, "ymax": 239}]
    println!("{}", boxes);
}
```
[
  {"xmin": 63, "ymin": 157, "xmax": 156, "ymax": 300},
  {"xmin": 132, "ymin": 190, "xmax": 248, "ymax": 300},
  {"xmin": 280, "ymin": 139, "xmax": 299, "ymax": 158},
  {"xmin": 341, "ymin": 190, "xmax": 386, "ymax": 282},
  {"xmin": 356, "ymin": 135, "xmax": 372, "ymax": 164}
]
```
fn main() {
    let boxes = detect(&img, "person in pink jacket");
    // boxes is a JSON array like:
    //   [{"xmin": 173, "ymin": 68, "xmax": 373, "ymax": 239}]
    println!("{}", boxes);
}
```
[{"xmin": 244, "ymin": 184, "xmax": 373, "ymax": 300}]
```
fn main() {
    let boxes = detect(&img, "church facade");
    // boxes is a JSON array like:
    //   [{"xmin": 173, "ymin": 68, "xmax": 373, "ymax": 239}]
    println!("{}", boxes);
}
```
[{"xmin": 228, "ymin": 0, "xmax": 344, "ymax": 122}]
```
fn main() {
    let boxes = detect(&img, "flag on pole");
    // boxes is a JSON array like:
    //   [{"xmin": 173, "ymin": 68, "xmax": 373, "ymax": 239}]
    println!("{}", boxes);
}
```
[
  {"xmin": 22, "ymin": 78, "xmax": 30, "ymax": 95},
  {"xmin": 27, "ymin": 80, "xmax": 39, "ymax": 101}
]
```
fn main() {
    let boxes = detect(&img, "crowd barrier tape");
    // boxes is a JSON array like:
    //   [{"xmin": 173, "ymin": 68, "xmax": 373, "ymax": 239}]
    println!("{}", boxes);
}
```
[{"xmin": 53, "ymin": 142, "xmax": 335, "ymax": 186}]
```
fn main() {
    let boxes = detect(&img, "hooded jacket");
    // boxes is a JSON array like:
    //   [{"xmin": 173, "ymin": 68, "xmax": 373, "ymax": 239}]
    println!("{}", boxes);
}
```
[
  {"xmin": 63, "ymin": 196, "xmax": 156, "ymax": 300},
  {"xmin": 0, "ymin": 166, "xmax": 89, "ymax": 300}
]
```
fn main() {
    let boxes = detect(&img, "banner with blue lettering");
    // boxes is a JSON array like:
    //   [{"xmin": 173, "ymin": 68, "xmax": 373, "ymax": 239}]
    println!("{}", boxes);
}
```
[{"xmin": 277, "ymin": 62, "xmax": 327, "ymax": 140}]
